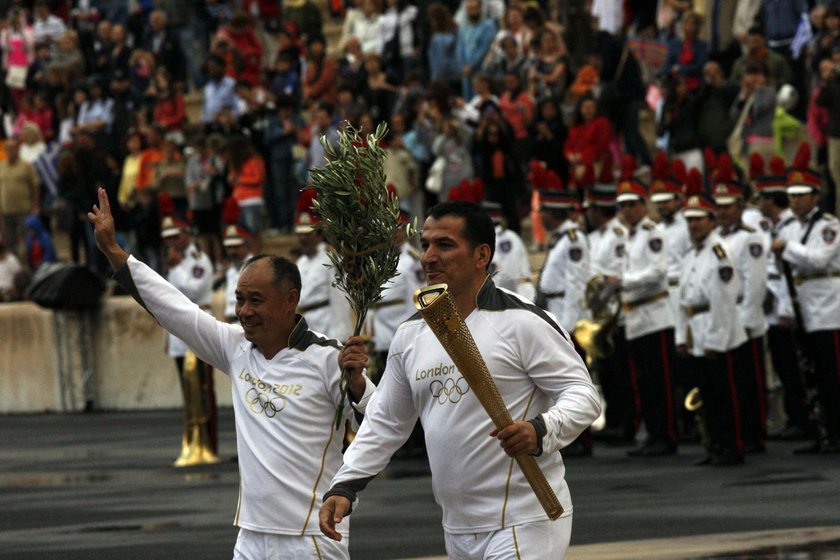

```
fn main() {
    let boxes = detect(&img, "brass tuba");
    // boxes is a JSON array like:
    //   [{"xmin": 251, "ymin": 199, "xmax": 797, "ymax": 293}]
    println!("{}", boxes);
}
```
[
  {"xmin": 174, "ymin": 350, "xmax": 220, "ymax": 467},
  {"xmin": 574, "ymin": 275, "xmax": 621, "ymax": 367}
]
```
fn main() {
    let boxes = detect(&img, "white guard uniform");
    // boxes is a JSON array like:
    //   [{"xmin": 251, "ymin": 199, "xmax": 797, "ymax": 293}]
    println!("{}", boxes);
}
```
[
  {"xmin": 331, "ymin": 280, "xmax": 601, "ymax": 536},
  {"xmin": 675, "ymin": 233, "xmax": 747, "ymax": 356},
  {"xmin": 764, "ymin": 210, "xmax": 796, "ymax": 325},
  {"xmin": 166, "ymin": 243, "xmax": 213, "ymax": 357},
  {"xmin": 661, "ymin": 212, "xmax": 692, "ymax": 312},
  {"xmin": 719, "ymin": 223, "xmax": 768, "ymax": 337},
  {"xmin": 116, "ymin": 256, "xmax": 375, "ymax": 545},
  {"xmin": 621, "ymin": 217, "xmax": 674, "ymax": 340},
  {"xmin": 224, "ymin": 255, "xmax": 253, "ymax": 321},
  {"xmin": 297, "ymin": 242, "xmax": 353, "ymax": 340},
  {"xmin": 539, "ymin": 220, "xmax": 589, "ymax": 332},
  {"xmin": 589, "ymin": 217, "xmax": 627, "ymax": 277},
  {"xmin": 492, "ymin": 225, "xmax": 536, "ymax": 302},
  {"xmin": 778, "ymin": 208, "xmax": 840, "ymax": 332},
  {"xmin": 372, "ymin": 243, "xmax": 424, "ymax": 353}
]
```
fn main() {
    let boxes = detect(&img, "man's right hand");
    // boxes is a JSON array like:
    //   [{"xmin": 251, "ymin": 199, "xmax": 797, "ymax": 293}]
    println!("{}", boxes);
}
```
[
  {"xmin": 87, "ymin": 187, "xmax": 129, "ymax": 271},
  {"xmin": 319, "ymin": 495, "xmax": 351, "ymax": 541}
]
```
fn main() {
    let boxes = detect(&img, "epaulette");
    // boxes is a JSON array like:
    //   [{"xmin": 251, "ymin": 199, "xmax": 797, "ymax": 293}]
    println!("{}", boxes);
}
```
[
  {"xmin": 407, "ymin": 246, "xmax": 422, "ymax": 261},
  {"xmin": 191, "ymin": 249, "xmax": 201, "ymax": 259},
  {"xmin": 567, "ymin": 228, "xmax": 578, "ymax": 242},
  {"xmin": 712, "ymin": 244, "xmax": 726, "ymax": 261},
  {"xmin": 641, "ymin": 223, "xmax": 655, "ymax": 231},
  {"xmin": 739, "ymin": 223, "xmax": 756, "ymax": 233},
  {"xmin": 823, "ymin": 212, "xmax": 836, "ymax": 221},
  {"xmin": 613, "ymin": 227, "xmax": 624, "ymax": 237}
]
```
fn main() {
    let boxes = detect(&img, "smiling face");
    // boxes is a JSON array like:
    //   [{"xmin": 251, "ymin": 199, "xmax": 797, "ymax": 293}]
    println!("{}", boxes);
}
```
[
  {"xmin": 420, "ymin": 214, "xmax": 490, "ymax": 298},
  {"xmin": 235, "ymin": 259, "xmax": 298, "ymax": 357}
]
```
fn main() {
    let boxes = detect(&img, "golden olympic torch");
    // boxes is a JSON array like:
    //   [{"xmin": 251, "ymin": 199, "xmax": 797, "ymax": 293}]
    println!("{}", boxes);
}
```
[{"xmin": 414, "ymin": 284, "xmax": 563, "ymax": 521}]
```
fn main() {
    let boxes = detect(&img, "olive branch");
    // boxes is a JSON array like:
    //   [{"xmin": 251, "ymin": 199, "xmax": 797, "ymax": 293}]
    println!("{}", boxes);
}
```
[{"xmin": 308, "ymin": 121, "xmax": 417, "ymax": 428}]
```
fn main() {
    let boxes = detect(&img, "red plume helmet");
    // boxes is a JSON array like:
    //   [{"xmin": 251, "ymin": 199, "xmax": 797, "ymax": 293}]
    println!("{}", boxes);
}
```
[
  {"xmin": 769, "ymin": 155, "xmax": 786, "ymax": 177},
  {"xmin": 749, "ymin": 152, "xmax": 765, "ymax": 181},
  {"xmin": 542, "ymin": 170, "xmax": 564, "ymax": 191},
  {"xmin": 714, "ymin": 152, "xmax": 736, "ymax": 184},
  {"xmin": 792, "ymin": 142, "xmax": 811, "ymax": 171},
  {"xmin": 620, "ymin": 154, "xmax": 637, "ymax": 181},
  {"xmin": 703, "ymin": 147, "xmax": 717, "ymax": 175},
  {"xmin": 685, "ymin": 167, "xmax": 705, "ymax": 197},
  {"xmin": 652, "ymin": 150, "xmax": 670, "ymax": 181},
  {"xmin": 671, "ymin": 159, "xmax": 687, "ymax": 186}
]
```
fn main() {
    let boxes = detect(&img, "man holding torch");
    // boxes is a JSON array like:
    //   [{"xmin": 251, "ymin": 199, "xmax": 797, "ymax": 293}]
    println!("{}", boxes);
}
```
[{"xmin": 320, "ymin": 201, "xmax": 601, "ymax": 558}]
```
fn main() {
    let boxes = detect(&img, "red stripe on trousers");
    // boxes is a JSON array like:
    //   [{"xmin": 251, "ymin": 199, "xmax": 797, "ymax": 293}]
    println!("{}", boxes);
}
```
[
  {"xmin": 725, "ymin": 351, "xmax": 744, "ymax": 452},
  {"xmin": 660, "ymin": 331, "xmax": 676, "ymax": 444},
  {"xmin": 751, "ymin": 337, "xmax": 766, "ymax": 442}
]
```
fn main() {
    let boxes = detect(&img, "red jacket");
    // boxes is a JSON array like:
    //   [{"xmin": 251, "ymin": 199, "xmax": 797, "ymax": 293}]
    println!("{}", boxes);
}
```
[{"xmin": 564, "ymin": 117, "xmax": 613, "ymax": 165}]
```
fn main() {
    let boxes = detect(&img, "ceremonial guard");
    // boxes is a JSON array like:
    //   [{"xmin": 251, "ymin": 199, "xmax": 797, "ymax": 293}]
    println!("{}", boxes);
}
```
[
  {"xmin": 294, "ymin": 190, "xmax": 353, "ymax": 340},
  {"xmin": 754, "ymin": 154, "xmax": 812, "ymax": 440},
  {"xmin": 772, "ymin": 144, "xmax": 840, "ymax": 453},
  {"xmin": 484, "ymin": 201, "xmax": 536, "ymax": 302},
  {"xmin": 649, "ymin": 153, "xmax": 692, "ymax": 313},
  {"xmin": 160, "ymin": 216, "xmax": 218, "ymax": 464},
  {"xmin": 537, "ymin": 190, "xmax": 589, "ymax": 334},
  {"xmin": 584, "ymin": 162, "xmax": 637, "ymax": 445},
  {"xmin": 676, "ymin": 194, "xmax": 748, "ymax": 466},
  {"xmin": 712, "ymin": 153, "xmax": 769, "ymax": 453},
  {"xmin": 222, "ymin": 225, "xmax": 253, "ymax": 323},
  {"xmin": 615, "ymin": 156, "xmax": 679, "ymax": 457}
]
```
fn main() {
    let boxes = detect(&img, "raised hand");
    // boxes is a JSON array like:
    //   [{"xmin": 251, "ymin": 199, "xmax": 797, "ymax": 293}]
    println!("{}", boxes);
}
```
[{"xmin": 87, "ymin": 187, "xmax": 129, "ymax": 270}]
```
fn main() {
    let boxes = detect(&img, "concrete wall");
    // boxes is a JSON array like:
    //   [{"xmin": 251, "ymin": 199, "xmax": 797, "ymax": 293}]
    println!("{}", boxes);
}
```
[{"xmin": 0, "ymin": 295, "xmax": 233, "ymax": 414}]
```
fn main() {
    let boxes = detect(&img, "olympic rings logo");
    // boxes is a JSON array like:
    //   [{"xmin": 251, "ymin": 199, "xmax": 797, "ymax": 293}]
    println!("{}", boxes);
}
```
[
  {"xmin": 430, "ymin": 377, "xmax": 470, "ymax": 404},
  {"xmin": 245, "ymin": 388, "xmax": 287, "ymax": 418}
]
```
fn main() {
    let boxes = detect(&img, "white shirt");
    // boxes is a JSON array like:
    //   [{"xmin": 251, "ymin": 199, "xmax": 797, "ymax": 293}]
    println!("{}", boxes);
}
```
[
  {"xmin": 764, "ymin": 209, "xmax": 796, "ymax": 326},
  {"xmin": 378, "ymin": 4, "xmax": 418, "ymax": 58},
  {"xmin": 492, "ymin": 225, "xmax": 535, "ymax": 302},
  {"xmin": 621, "ymin": 216, "xmax": 674, "ymax": 340},
  {"xmin": 718, "ymin": 223, "xmax": 768, "ymax": 337},
  {"xmin": 675, "ymin": 232, "xmax": 748, "ymax": 357},
  {"xmin": 539, "ymin": 221, "xmax": 589, "ymax": 332},
  {"xmin": 778, "ymin": 208, "xmax": 840, "ymax": 332},
  {"xmin": 331, "ymin": 280, "xmax": 601, "ymax": 533},
  {"xmin": 117, "ymin": 256, "xmax": 374, "ymax": 539},
  {"xmin": 350, "ymin": 14, "xmax": 383, "ymax": 55},
  {"xmin": 296, "ymin": 242, "xmax": 353, "ymax": 341},
  {"xmin": 588, "ymin": 217, "xmax": 627, "ymax": 278},
  {"xmin": 166, "ymin": 243, "xmax": 213, "ymax": 358},
  {"xmin": 372, "ymin": 243, "xmax": 424, "ymax": 353}
]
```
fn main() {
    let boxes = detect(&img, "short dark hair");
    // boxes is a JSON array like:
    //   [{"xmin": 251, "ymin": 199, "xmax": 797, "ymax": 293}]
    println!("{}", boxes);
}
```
[
  {"xmin": 427, "ymin": 200, "xmax": 495, "ymax": 268},
  {"xmin": 243, "ymin": 254, "xmax": 302, "ymax": 293}
]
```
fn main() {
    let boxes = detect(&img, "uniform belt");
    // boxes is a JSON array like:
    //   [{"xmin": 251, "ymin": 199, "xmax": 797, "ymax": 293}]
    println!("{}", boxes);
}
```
[
  {"xmin": 668, "ymin": 278, "xmax": 679, "ymax": 287},
  {"xmin": 371, "ymin": 299, "xmax": 404, "ymax": 309},
  {"xmin": 683, "ymin": 296, "xmax": 743, "ymax": 317},
  {"xmin": 299, "ymin": 299, "xmax": 330, "ymax": 313},
  {"xmin": 543, "ymin": 291, "xmax": 565, "ymax": 299},
  {"xmin": 622, "ymin": 291, "xmax": 668, "ymax": 312},
  {"xmin": 794, "ymin": 271, "xmax": 840, "ymax": 286}
]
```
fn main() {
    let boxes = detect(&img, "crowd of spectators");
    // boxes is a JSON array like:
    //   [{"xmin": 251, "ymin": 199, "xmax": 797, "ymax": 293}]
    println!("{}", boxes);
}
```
[{"xmin": 0, "ymin": 0, "xmax": 839, "ymax": 303}]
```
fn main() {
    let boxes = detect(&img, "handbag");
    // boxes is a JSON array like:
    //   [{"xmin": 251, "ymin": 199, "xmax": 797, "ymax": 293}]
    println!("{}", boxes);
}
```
[
  {"xmin": 425, "ymin": 156, "xmax": 446, "ymax": 194},
  {"xmin": 5, "ymin": 65, "xmax": 27, "ymax": 89}
]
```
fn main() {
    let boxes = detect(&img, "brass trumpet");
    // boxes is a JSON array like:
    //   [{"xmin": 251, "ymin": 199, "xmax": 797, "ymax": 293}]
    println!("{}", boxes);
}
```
[
  {"xmin": 174, "ymin": 350, "xmax": 220, "ymax": 467},
  {"xmin": 574, "ymin": 275, "xmax": 621, "ymax": 367}
]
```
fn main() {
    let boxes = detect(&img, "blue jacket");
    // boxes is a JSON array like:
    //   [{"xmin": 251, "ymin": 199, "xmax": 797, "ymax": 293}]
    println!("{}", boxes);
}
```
[{"xmin": 25, "ymin": 215, "xmax": 58, "ymax": 269}]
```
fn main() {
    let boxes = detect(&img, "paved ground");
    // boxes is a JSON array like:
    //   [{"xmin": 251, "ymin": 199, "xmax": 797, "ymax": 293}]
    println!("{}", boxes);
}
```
[{"xmin": 1, "ymin": 409, "xmax": 839, "ymax": 560}]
